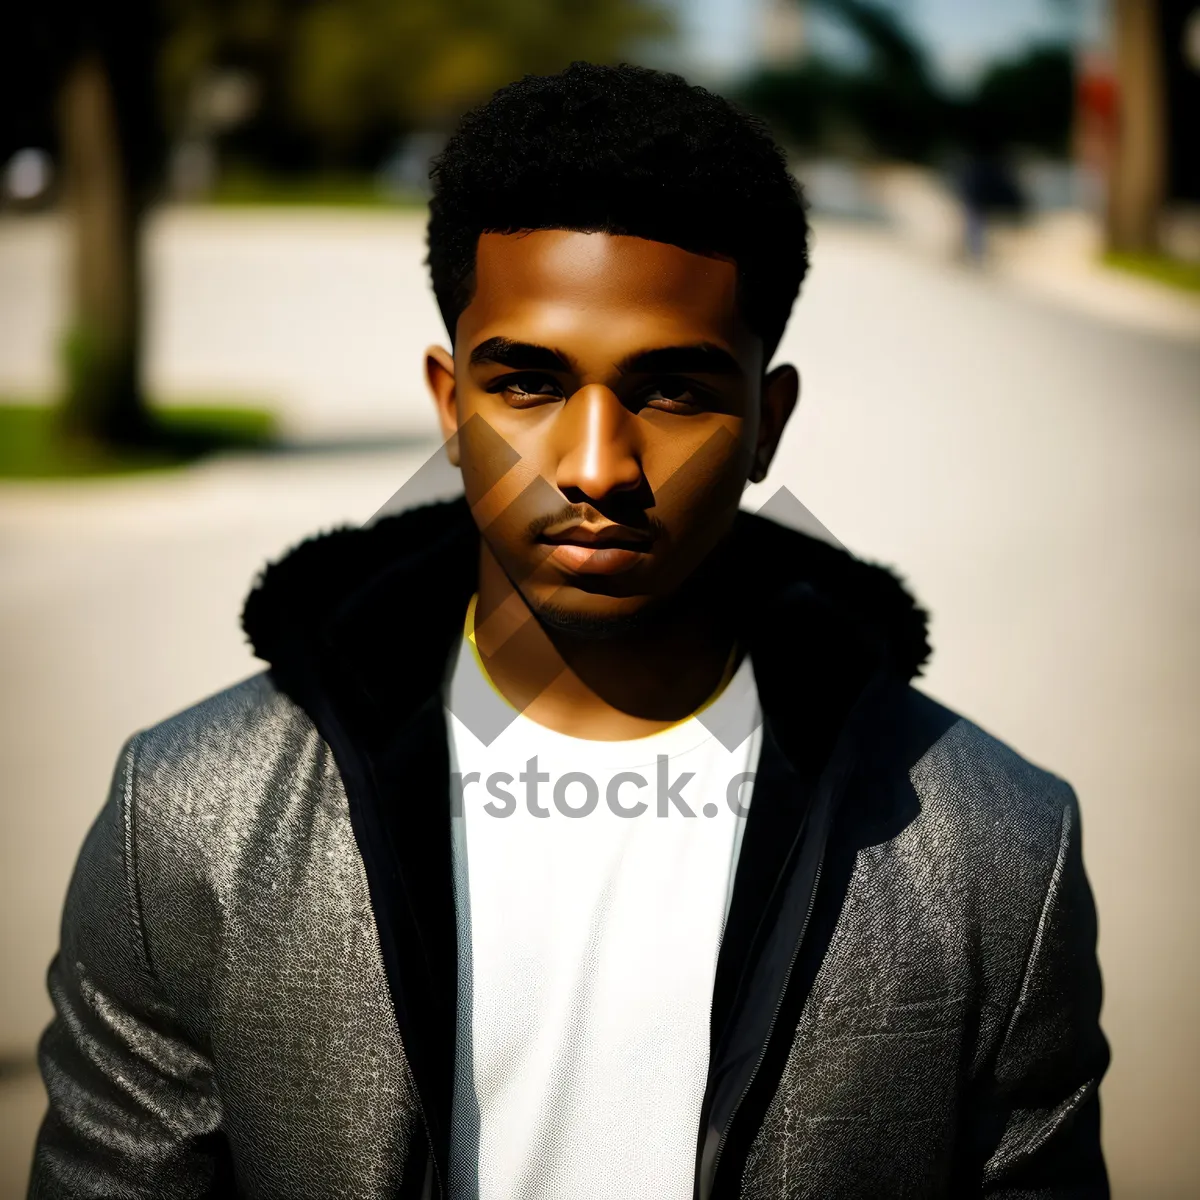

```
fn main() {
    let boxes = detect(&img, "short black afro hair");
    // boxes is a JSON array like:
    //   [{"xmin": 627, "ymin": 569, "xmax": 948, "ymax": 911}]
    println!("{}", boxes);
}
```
[{"xmin": 426, "ymin": 61, "xmax": 809, "ymax": 362}]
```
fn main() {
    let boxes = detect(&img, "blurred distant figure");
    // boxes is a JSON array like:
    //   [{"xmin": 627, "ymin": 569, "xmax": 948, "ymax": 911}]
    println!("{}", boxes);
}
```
[{"xmin": 955, "ymin": 150, "xmax": 1027, "ymax": 265}]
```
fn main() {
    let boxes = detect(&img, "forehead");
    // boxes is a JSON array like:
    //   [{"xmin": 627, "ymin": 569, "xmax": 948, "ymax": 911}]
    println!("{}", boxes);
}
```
[{"xmin": 459, "ymin": 230, "xmax": 750, "ymax": 354}]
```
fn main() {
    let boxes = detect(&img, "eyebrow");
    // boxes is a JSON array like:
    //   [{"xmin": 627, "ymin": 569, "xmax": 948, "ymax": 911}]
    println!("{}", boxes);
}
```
[
  {"xmin": 469, "ymin": 338, "xmax": 575, "ymax": 372},
  {"xmin": 468, "ymin": 337, "xmax": 743, "ymax": 378},
  {"xmin": 616, "ymin": 342, "xmax": 743, "ymax": 378}
]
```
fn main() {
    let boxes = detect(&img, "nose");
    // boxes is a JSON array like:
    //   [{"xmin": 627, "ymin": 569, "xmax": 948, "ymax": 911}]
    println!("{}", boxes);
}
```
[{"xmin": 553, "ymin": 385, "xmax": 644, "ymax": 501}]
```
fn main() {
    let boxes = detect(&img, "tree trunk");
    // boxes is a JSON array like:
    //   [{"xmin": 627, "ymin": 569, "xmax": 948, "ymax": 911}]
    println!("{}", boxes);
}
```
[
  {"xmin": 57, "ymin": 51, "xmax": 150, "ymax": 447},
  {"xmin": 1106, "ymin": 0, "xmax": 1167, "ymax": 253}
]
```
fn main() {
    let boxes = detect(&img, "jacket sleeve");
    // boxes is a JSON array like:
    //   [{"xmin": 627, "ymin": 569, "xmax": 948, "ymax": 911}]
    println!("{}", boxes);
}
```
[
  {"xmin": 978, "ymin": 789, "xmax": 1111, "ymax": 1198},
  {"xmin": 28, "ymin": 736, "xmax": 226, "ymax": 1199}
]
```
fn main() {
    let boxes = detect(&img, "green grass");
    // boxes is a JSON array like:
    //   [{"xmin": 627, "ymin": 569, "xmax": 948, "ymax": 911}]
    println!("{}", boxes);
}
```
[
  {"xmin": 208, "ymin": 170, "xmax": 426, "ymax": 210},
  {"xmin": 1103, "ymin": 252, "xmax": 1200, "ymax": 295},
  {"xmin": 0, "ymin": 403, "xmax": 279, "ymax": 479}
]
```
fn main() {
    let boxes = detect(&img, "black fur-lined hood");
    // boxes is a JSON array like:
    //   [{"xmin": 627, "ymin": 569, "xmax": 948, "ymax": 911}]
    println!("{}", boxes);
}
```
[{"xmin": 241, "ymin": 495, "xmax": 930, "ymax": 739}]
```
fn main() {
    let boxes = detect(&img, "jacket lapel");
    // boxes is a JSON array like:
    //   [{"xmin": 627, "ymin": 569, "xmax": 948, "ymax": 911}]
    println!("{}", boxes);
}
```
[
  {"xmin": 243, "ymin": 498, "xmax": 477, "ymax": 1195},
  {"xmin": 318, "ymin": 512, "xmax": 477, "ymax": 1196}
]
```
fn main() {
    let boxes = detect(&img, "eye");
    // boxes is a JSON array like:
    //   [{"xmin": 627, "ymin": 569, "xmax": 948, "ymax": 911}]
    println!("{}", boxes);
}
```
[
  {"xmin": 641, "ymin": 378, "xmax": 703, "ymax": 413},
  {"xmin": 490, "ymin": 373, "xmax": 565, "ymax": 407}
]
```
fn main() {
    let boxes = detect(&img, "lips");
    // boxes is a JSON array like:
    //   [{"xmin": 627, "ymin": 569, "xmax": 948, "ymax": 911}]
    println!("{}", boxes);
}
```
[{"xmin": 538, "ymin": 523, "xmax": 653, "ymax": 575}]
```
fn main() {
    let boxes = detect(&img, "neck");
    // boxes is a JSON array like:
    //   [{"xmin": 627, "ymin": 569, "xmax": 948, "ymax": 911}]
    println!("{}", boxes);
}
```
[{"xmin": 471, "ymin": 543, "xmax": 739, "ymax": 741}]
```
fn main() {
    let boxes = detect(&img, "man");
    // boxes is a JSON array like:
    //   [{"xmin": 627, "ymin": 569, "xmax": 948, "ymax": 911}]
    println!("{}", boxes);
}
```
[{"xmin": 30, "ymin": 63, "xmax": 1109, "ymax": 1199}]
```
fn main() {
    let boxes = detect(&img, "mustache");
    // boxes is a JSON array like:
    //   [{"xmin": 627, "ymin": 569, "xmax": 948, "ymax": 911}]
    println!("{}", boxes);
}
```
[{"xmin": 522, "ymin": 504, "xmax": 668, "ymax": 542}]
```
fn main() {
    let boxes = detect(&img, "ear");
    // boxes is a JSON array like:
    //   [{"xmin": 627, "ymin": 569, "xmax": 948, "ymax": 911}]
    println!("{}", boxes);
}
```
[
  {"xmin": 425, "ymin": 344, "xmax": 460, "ymax": 466},
  {"xmin": 749, "ymin": 363, "xmax": 799, "ymax": 483}
]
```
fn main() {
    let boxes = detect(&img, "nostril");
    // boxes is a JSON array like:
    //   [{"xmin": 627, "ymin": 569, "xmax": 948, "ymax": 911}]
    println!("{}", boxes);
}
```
[{"xmin": 556, "ymin": 452, "xmax": 644, "ymax": 498}]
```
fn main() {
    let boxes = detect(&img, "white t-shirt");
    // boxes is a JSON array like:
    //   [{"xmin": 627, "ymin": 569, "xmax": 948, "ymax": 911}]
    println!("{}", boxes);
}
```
[{"xmin": 445, "ymin": 599, "xmax": 763, "ymax": 1200}]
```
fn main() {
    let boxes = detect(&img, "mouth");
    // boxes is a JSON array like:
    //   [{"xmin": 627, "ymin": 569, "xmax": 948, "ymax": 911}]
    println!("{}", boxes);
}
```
[{"xmin": 537, "ymin": 523, "xmax": 654, "ymax": 576}]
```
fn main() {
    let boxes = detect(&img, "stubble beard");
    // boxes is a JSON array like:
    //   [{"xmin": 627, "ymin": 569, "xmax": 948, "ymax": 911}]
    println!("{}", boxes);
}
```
[{"xmin": 527, "ymin": 594, "xmax": 659, "ymax": 641}]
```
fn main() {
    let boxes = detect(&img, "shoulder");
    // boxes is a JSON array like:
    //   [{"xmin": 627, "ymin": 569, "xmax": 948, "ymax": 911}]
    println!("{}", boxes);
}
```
[
  {"xmin": 886, "ymin": 685, "xmax": 1079, "ymax": 890},
  {"xmin": 843, "ymin": 687, "xmax": 1088, "ymax": 1016},
  {"xmin": 908, "ymin": 687, "xmax": 1074, "ymax": 819},
  {"xmin": 115, "ymin": 673, "xmax": 342, "ymax": 996},
  {"xmin": 125, "ymin": 670, "xmax": 337, "ymax": 868},
  {"xmin": 875, "ymin": 688, "xmax": 1103, "ymax": 1067},
  {"xmin": 133, "ymin": 669, "xmax": 318, "ymax": 777}
]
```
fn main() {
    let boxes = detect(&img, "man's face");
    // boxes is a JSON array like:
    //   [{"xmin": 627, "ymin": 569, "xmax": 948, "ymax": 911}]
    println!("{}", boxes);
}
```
[{"xmin": 427, "ymin": 229, "xmax": 796, "ymax": 633}]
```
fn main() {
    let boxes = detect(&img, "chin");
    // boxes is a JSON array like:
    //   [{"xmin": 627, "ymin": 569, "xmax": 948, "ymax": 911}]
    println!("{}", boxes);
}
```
[{"xmin": 528, "ymin": 592, "xmax": 656, "ymax": 640}]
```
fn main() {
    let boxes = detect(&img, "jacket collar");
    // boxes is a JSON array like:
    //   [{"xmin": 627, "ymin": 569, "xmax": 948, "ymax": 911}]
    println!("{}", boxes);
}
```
[{"xmin": 241, "ymin": 493, "xmax": 930, "ymax": 758}]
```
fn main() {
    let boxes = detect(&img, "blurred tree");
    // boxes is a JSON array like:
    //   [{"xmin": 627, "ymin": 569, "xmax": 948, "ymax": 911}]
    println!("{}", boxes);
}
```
[
  {"xmin": 739, "ymin": 60, "xmax": 844, "ymax": 152},
  {"xmin": 160, "ymin": 0, "xmax": 673, "ymax": 174},
  {"xmin": 1107, "ymin": 0, "xmax": 1167, "ymax": 253},
  {"xmin": 63, "ymin": 4, "xmax": 165, "ymax": 448},
  {"xmin": 963, "ymin": 44, "xmax": 1075, "ymax": 157},
  {"xmin": 1159, "ymin": 0, "xmax": 1200, "ymax": 207},
  {"xmin": 0, "ymin": 6, "xmax": 58, "ymax": 171},
  {"xmin": 739, "ymin": 1, "xmax": 1085, "ymax": 172},
  {"xmin": 822, "ymin": 0, "xmax": 945, "ymax": 161},
  {"xmin": 737, "ymin": 0, "xmax": 946, "ymax": 162},
  {"xmin": 4, "ymin": 2, "xmax": 163, "ymax": 449},
  {"xmin": 59, "ymin": 17, "xmax": 163, "ymax": 448},
  {"xmin": 4, "ymin": 0, "xmax": 672, "ymax": 453}
]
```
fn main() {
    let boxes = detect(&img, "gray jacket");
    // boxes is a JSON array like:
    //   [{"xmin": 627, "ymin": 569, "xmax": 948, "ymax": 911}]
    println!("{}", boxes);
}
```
[{"xmin": 30, "ymin": 498, "xmax": 1110, "ymax": 1198}]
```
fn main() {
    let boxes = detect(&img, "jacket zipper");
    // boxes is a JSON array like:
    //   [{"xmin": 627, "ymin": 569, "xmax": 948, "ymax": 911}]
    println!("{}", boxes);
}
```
[
  {"xmin": 703, "ymin": 847, "xmax": 827, "ymax": 1200},
  {"xmin": 418, "ymin": 1110, "xmax": 444, "ymax": 1199},
  {"xmin": 315, "ymin": 692, "xmax": 448, "ymax": 1200},
  {"xmin": 701, "ymin": 672, "xmax": 890, "ymax": 1199}
]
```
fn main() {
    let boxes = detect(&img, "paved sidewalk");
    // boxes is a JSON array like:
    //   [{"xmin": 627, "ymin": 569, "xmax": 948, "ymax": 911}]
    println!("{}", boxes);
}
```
[
  {"xmin": 0, "ymin": 1067, "xmax": 42, "ymax": 1200},
  {"xmin": 864, "ymin": 166, "xmax": 1200, "ymax": 342},
  {"xmin": 990, "ymin": 210, "xmax": 1200, "ymax": 343},
  {"xmin": 2, "ymin": 207, "xmax": 1196, "ymax": 437}
]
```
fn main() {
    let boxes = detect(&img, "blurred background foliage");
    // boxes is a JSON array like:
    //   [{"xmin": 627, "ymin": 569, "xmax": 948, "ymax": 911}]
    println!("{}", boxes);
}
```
[
  {"xmin": 0, "ymin": 0, "xmax": 676, "ymax": 460},
  {"xmin": 0, "ymin": 0, "xmax": 1195, "ymax": 463},
  {"xmin": 2, "ymin": 0, "xmax": 1095, "ymax": 202},
  {"xmin": 158, "ymin": 0, "xmax": 672, "ymax": 175},
  {"xmin": 738, "ymin": 0, "xmax": 1074, "ymax": 162}
]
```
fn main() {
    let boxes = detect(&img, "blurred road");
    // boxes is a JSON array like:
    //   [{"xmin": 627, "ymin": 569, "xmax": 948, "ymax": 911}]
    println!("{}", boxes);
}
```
[
  {"xmin": 1, "ymin": 214, "xmax": 1198, "ymax": 1197},
  {"xmin": 2, "ymin": 207, "xmax": 1198, "ymax": 437},
  {"xmin": 0, "ymin": 210, "xmax": 448, "ymax": 439}
]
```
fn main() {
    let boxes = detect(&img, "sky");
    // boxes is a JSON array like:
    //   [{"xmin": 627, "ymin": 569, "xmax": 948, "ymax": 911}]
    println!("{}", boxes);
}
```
[{"xmin": 674, "ymin": 0, "xmax": 1108, "ymax": 89}]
